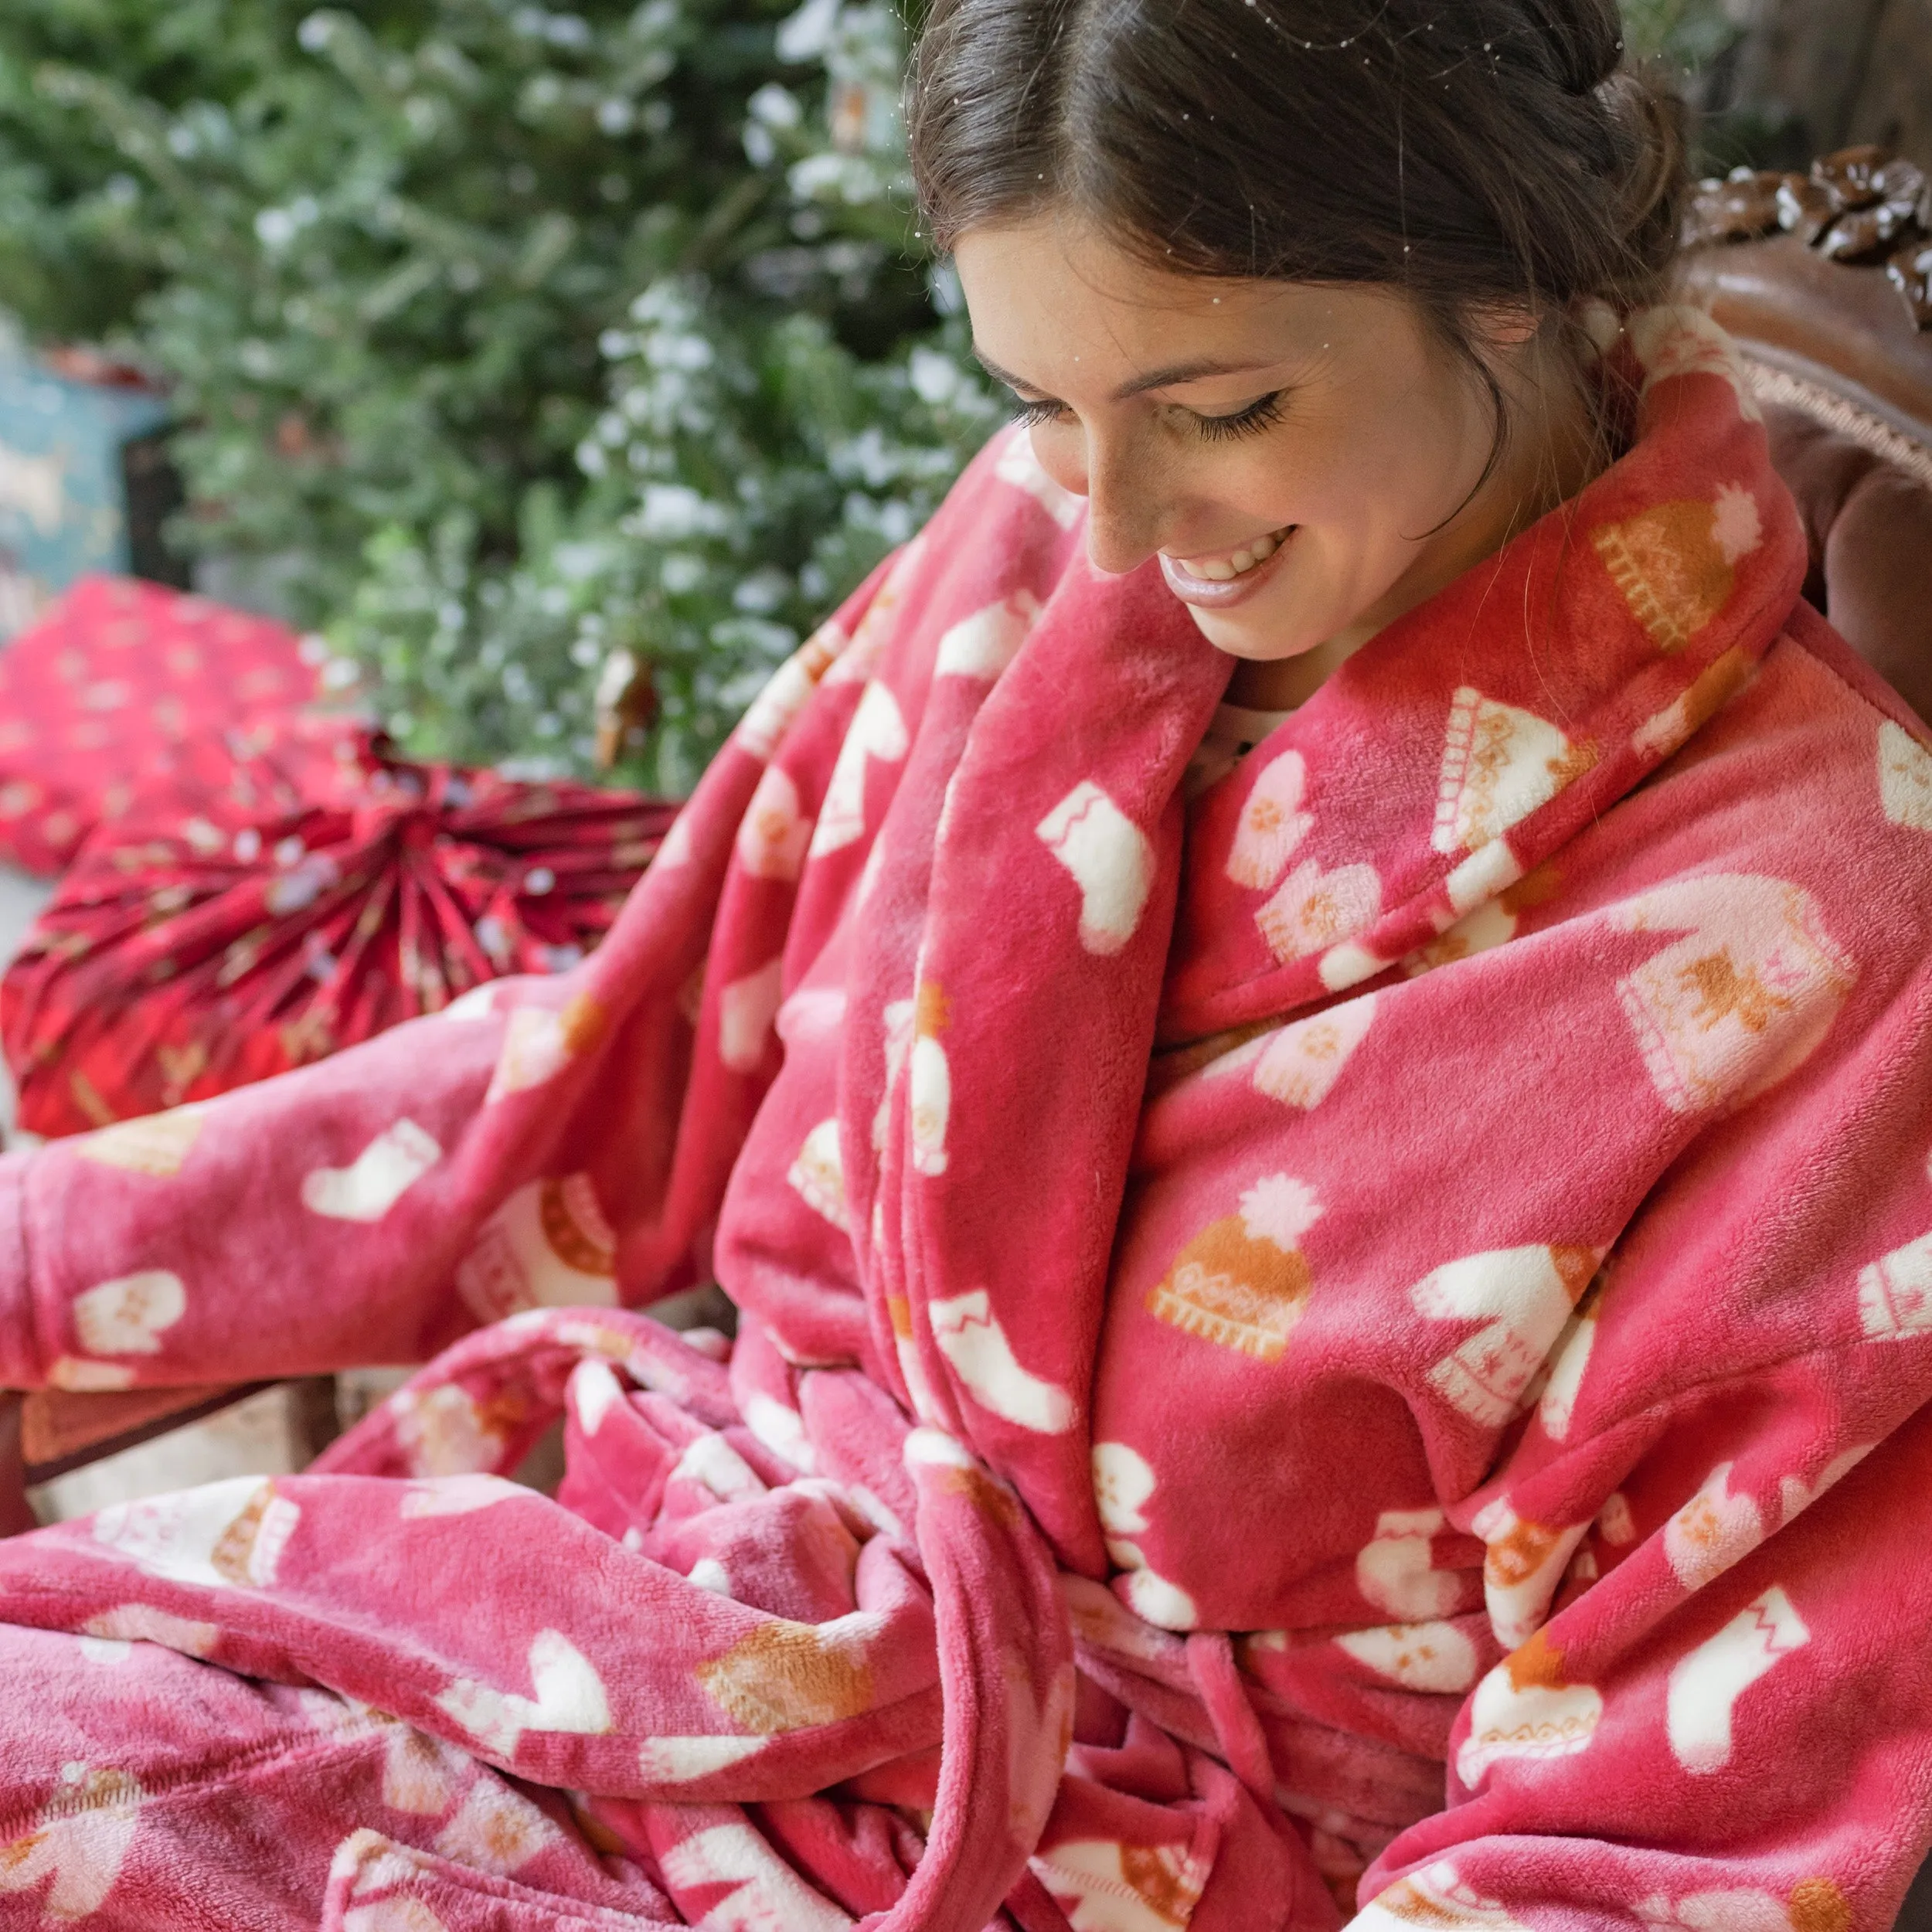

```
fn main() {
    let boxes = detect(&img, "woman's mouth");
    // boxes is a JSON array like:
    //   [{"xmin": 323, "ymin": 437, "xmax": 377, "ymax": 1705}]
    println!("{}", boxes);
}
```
[{"xmin": 1159, "ymin": 527, "xmax": 1295, "ymax": 607}]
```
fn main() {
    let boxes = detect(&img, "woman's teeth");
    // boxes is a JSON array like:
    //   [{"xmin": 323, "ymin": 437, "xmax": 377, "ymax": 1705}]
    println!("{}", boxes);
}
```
[{"xmin": 1176, "ymin": 529, "xmax": 1287, "ymax": 581}]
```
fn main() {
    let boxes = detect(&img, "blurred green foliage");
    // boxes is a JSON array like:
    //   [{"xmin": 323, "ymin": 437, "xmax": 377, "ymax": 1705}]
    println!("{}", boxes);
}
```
[
  {"xmin": 0, "ymin": 0, "xmax": 994, "ymax": 787},
  {"xmin": 0, "ymin": 0, "xmax": 1753, "ymax": 787},
  {"xmin": 1621, "ymin": 0, "xmax": 1745, "ymax": 77}
]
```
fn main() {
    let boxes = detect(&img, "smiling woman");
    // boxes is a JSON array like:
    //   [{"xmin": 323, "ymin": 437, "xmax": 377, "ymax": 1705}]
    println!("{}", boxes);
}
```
[
  {"xmin": 0, "ymin": 5, "xmax": 1930, "ymax": 1932},
  {"xmin": 910, "ymin": 0, "xmax": 1684, "ymax": 704},
  {"xmin": 952, "ymin": 243, "xmax": 1600, "ymax": 703}
]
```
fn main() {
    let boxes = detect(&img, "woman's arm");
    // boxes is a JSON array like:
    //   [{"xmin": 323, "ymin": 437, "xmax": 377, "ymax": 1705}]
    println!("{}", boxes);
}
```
[
  {"xmin": 0, "ymin": 556, "xmax": 906, "ymax": 1398},
  {"xmin": 0, "ymin": 996, "xmax": 513, "ymax": 1389}
]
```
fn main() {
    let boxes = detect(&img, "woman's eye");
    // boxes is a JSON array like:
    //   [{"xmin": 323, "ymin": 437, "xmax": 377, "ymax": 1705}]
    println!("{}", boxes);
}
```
[
  {"xmin": 1007, "ymin": 389, "xmax": 1287, "ymax": 437},
  {"xmin": 1190, "ymin": 390, "xmax": 1287, "ymax": 442}
]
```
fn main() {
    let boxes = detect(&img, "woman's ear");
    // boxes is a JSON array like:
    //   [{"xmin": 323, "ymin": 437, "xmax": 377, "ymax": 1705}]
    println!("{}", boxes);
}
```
[{"xmin": 1463, "ymin": 301, "xmax": 1545, "ymax": 352}]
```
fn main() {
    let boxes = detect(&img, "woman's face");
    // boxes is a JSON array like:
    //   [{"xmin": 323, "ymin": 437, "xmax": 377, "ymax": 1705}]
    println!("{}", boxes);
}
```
[{"xmin": 953, "ymin": 215, "xmax": 1570, "ymax": 696}]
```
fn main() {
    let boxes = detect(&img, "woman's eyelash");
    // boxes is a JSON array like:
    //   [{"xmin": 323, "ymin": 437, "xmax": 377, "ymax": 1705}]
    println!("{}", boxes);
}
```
[
  {"xmin": 1192, "ymin": 390, "xmax": 1286, "ymax": 441},
  {"xmin": 1008, "ymin": 396, "xmax": 1063, "ymax": 427},
  {"xmin": 1007, "ymin": 391, "xmax": 1288, "ymax": 440}
]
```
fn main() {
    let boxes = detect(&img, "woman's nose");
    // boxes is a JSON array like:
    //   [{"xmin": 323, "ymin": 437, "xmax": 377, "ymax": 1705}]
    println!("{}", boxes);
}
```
[{"xmin": 1031, "ymin": 424, "xmax": 1168, "ymax": 577}]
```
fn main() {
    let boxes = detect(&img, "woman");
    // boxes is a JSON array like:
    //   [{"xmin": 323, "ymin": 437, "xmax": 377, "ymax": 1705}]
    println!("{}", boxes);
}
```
[{"xmin": 3, "ymin": 1, "xmax": 1931, "ymax": 1926}]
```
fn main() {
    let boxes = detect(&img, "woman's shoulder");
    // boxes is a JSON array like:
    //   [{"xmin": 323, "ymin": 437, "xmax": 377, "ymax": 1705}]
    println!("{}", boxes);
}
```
[{"xmin": 1577, "ymin": 596, "xmax": 1932, "ymax": 977}]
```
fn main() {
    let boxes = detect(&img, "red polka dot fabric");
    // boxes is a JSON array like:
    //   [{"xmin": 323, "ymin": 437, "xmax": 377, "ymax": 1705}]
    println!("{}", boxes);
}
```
[{"xmin": 0, "ymin": 575, "xmax": 331, "ymax": 876}]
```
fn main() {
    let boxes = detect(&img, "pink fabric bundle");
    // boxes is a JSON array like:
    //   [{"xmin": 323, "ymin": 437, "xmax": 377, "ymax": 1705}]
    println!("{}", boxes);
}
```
[{"xmin": 1, "ymin": 308, "xmax": 1931, "ymax": 1932}]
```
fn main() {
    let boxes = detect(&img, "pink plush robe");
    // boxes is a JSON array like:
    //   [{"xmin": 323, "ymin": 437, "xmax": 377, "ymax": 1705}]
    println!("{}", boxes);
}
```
[{"xmin": 2, "ymin": 308, "xmax": 1932, "ymax": 1932}]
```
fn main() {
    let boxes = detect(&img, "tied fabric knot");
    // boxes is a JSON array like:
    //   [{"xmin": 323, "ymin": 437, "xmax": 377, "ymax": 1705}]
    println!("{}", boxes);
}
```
[{"xmin": 1, "ymin": 721, "xmax": 674, "ymax": 1134}]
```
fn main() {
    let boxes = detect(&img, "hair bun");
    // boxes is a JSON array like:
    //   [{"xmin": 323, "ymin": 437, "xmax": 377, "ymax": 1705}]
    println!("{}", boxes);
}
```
[
  {"xmin": 1594, "ymin": 66, "xmax": 1692, "ymax": 279},
  {"xmin": 1519, "ymin": 0, "xmax": 1626, "ymax": 97}
]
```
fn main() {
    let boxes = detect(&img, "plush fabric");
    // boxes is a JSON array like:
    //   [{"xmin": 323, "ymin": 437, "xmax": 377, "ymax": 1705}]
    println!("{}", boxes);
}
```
[
  {"xmin": 1, "ymin": 309, "xmax": 1931, "ymax": 1932},
  {"xmin": 0, "ymin": 726, "xmax": 676, "ymax": 1138},
  {"xmin": 0, "ymin": 577, "xmax": 332, "ymax": 877}
]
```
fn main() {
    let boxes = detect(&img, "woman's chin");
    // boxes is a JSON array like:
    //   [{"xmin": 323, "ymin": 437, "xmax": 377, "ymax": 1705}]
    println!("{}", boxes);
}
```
[{"xmin": 1185, "ymin": 600, "xmax": 1320, "ymax": 665}]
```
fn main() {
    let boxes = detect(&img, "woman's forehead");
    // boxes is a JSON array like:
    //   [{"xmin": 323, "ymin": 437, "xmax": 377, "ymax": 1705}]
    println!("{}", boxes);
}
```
[{"xmin": 954, "ymin": 219, "xmax": 1396, "ymax": 389}]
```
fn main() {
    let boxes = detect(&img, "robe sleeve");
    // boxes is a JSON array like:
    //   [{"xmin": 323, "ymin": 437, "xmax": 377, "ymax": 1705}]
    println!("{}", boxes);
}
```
[
  {"xmin": 1359, "ymin": 960, "xmax": 1932, "ymax": 1932},
  {"xmin": 0, "ymin": 546, "xmax": 907, "ymax": 1399},
  {"xmin": 0, "ymin": 998, "xmax": 515, "ymax": 1389},
  {"xmin": 0, "ymin": 711, "xmax": 756, "ymax": 1394}
]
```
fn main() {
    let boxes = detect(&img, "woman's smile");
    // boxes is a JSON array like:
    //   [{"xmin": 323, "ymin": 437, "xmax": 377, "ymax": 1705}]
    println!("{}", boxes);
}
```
[{"xmin": 1158, "ymin": 526, "xmax": 1296, "ymax": 607}]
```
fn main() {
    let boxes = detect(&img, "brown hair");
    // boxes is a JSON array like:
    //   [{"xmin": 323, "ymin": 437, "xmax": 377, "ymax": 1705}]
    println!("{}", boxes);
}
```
[{"xmin": 908, "ymin": 0, "xmax": 1689, "ymax": 405}]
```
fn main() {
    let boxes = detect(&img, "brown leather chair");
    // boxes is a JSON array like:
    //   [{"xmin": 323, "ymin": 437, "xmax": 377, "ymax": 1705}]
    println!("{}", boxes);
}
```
[
  {"xmin": 1681, "ymin": 145, "xmax": 1932, "ymax": 726},
  {"xmin": 4, "ymin": 148, "xmax": 1932, "ymax": 1539}
]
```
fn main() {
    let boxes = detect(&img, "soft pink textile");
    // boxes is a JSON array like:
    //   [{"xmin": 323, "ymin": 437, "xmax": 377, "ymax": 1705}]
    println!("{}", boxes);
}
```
[{"xmin": 3, "ymin": 309, "xmax": 1932, "ymax": 1932}]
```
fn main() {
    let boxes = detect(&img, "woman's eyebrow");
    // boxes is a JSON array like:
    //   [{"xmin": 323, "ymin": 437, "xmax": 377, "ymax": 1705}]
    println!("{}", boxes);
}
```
[
  {"xmin": 971, "ymin": 345, "xmax": 1281, "ymax": 401},
  {"xmin": 1111, "ymin": 357, "xmax": 1280, "ymax": 398},
  {"xmin": 971, "ymin": 347, "xmax": 1052, "ymax": 396}
]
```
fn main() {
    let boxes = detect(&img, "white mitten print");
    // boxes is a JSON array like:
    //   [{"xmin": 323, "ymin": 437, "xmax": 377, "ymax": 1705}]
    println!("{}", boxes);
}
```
[
  {"xmin": 1226, "ymin": 750, "xmax": 1313, "ymax": 889},
  {"xmin": 1257, "ymin": 858, "xmax": 1381, "ymax": 964},
  {"xmin": 73, "ymin": 1270, "xmax": 186, "ymax": 1356},
  {"xmin": 1253, "ymin": 995, "xmax": 1376, "ymax": 1109},
  {"xmin": 1665, "ymin": 1463, "xmax": 1765, "ymax": 1590}
]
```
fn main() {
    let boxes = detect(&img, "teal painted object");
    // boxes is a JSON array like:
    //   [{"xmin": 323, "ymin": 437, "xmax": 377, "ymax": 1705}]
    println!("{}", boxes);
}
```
[{"xmin": 0, "ymin": 325, "xmax": 169, "ymax": 621}]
